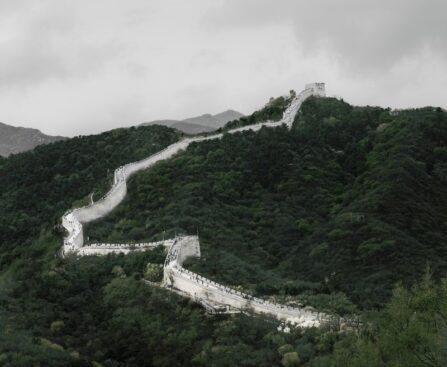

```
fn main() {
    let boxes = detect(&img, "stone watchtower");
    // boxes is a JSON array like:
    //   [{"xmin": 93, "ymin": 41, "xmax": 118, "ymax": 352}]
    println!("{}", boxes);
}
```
[{"xmin": 305, "ymin": 82, "xmax": 326, "ymax": 97}]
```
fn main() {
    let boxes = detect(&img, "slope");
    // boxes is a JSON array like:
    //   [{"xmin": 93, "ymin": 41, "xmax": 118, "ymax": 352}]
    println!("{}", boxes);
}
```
[
  {"xmin": 141, "ymin": 109, "xmax": 244, "ymax": 134},
  {"xmin": 0, "ymin": 94, "xmax": 336, "ymax": 367},
  {"xmin": 1, "ymin": 93, "xmax": 447, "ymax": 366},
  {"xmin": 86, "ymin": 97, "xmax": 447, "ymax": 308},
  {"xmin": 0, "ymin": 125, "xmax": 179, "ymax": 267},
  {"xmin": 0, "ymin": 121, "xmax": 65, "ymax": 157}
]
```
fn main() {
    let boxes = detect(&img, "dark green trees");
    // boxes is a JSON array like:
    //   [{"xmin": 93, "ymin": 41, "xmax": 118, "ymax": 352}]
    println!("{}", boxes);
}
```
[{"xmin": 86, "ymin": 98, "xmax": 447, "ymax": 310}]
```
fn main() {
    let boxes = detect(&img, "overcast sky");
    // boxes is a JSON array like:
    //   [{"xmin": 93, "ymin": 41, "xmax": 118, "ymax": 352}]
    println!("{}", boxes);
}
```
[{"xmin": 0, "ymin": 0, "xmax": 446, "ymax": 136}]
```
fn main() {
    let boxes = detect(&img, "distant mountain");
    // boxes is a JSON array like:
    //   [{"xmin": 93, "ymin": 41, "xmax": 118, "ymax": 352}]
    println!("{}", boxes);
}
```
[
  {"xmin": 141, "ymin": 110, "xmax": 244, "ymax": 134},
  {"xmin": 0, "ymin": 122, "xmax": 65, "ymax": 157},
  {"xmin": 169, "ymin": 121, "xmax": 215, "ymax": 134}
]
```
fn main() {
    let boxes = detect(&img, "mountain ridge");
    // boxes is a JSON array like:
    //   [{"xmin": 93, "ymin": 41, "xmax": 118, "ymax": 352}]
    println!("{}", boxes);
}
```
[
  {"xmin": 0, "ymin": 109, "xmax": 243, "ymax": 157},
  {"xmin": 0, "ymin": 121, "xmax": 65, "ymax": 157},
  {"xmin": 141, "ymin": 109, "xmax": 244, "ymax": 134}
]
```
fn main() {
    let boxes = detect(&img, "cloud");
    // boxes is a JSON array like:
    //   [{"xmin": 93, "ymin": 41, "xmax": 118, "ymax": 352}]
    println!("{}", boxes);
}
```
[
  {"xmin": 206, "ymin": 0, "xmax": 447, "ymax": 74},
  {"xmin": 0, "ymin": 0, "xmax": 125, "ymax": 87},
  {"xmin": 0, "ymin": 1, "xmax": 446, "ymax": 136}
]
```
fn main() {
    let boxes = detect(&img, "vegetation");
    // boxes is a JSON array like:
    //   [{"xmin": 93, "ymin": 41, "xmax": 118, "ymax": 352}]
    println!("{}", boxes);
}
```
[
  {"xmin": 87, "ymin": 97, "xmax": 447, "ymax": 310},
  {"xmin": 223, "ymin": 94, "xmax": 291, "ymax": 130},
  {"xmin": 0, "ymin": 125, "xmax": 179, "ymax": 268},
  {"xmin": 311, "ymin": 270, "xmax": 447, "ymax": 367},
  {"xmin": 1, "ymin": 95, "xmax": 447, "ymax": 365}
]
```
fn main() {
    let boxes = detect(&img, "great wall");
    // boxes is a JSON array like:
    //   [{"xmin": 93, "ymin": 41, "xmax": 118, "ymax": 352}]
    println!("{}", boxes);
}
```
[
  {"xmin": 61, "ymin": 83, "xmax": 327, "ymax": 328},
  {"xmin": 163, "ymin": 236, "xmax": 325, "ymax": 327}
]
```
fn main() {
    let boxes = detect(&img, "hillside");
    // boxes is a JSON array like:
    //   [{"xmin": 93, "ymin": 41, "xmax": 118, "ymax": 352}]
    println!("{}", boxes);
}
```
[
  {"xmin": 142, "ymin": 109, "xmax": 244, "ymax": 134},
  {"xmin": 86, "ymin": 97, "xmax": 447, "ymax": 309},
  {"xmin": 0, "ymin": 125, "xmax": 179, "ymax": 267},
  {"xmin": 1, "ymin": 95, "xmax": 447, "ymax": 366},
  {"xmin": 0, "ymin": 122, "xmax": 65, "ymax": 157}
]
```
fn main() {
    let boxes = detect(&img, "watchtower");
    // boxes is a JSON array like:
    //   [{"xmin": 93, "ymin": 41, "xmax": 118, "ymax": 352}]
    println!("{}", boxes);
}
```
[{"xmin": 305, "ymin": 82, "xmax": 326, "ymax": 97}]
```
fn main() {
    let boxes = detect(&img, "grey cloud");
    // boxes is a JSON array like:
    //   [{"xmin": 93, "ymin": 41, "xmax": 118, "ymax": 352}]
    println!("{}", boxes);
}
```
[
  {"xmin": 0, "ymin": 1, "xmax": 123, "ymax": 87},
  {"xmin": 206, "ymin": 0, "xmax": 447, "ymax": 73},
  {"xmin": 0, "ymin": 1, "xmax": 445, "ymax": 137}
]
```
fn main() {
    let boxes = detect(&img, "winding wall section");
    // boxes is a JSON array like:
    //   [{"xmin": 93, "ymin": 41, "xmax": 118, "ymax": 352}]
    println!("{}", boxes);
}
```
[
  {"xmin": 61, "ymin": 83, "xmax": 324, "ymax": 256},
  {"xmin": 164, "ymin": 236, "xmax": 325, "ymax": 327},
  {"xmin": 60, "ymin": 83, "xmax": 326, "ymax": 327}
]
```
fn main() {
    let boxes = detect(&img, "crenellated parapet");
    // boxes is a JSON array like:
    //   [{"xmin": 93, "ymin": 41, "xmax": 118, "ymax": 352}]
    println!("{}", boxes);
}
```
[
  {"xmin": 76, "ymin": 239, "xmax": 174, "ymax": 256},
  {"xmin": 163, "ymin": 236, "xmax": 325, "ymax": 327}
]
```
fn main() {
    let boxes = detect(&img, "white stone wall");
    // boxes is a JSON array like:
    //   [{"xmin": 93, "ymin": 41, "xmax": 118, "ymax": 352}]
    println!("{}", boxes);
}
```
[
  {"xmin": 305, "ymin": 83, "xmax": 326, "ymax": 97},
  {"xmin": 73, "ymin": 182, "xmax": 127, "ymax": 223},
  {"xmin": 163, "ymin": 236, "xmax": 324, "ymax": 327},
  {"xmin": 61, "ymin": 84, "xmax": 324, "ymax": 257},
  {"xmin": 76, "ymin": 239, "xmax": 174, "ymax": 256},
  {"xmin": 59, "ymin": 83, "xmax": 328, "ymax": 326}
]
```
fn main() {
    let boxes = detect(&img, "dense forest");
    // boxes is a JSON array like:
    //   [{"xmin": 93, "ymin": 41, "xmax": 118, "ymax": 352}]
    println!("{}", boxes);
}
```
[
  {"xmin": 0, "ymin": 125, "xmax": 179, "ymax": 268},
  {"xmin": 87, "ymin": 97, "xmax": 447, "ymax": 309},
  {"xmin": 1, "ymin": 95, "xmax": 447, "ymax": 366}
]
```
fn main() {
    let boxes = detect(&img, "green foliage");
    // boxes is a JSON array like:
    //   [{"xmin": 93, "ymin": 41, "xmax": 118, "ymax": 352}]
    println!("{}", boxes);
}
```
[
  {"xmin": 144, "ymin": 262, "xmax": 163, "ymax": 282},
  {"xmin": 1, "ymin": 94, "xmax": 447, "ymax": 365},
  {"xmin": 87, "ymin": 97, "xmax": 447, "ymax": 310},
  {"xmin": 278, "ymin": 344, "xmax": 294, "ymax": 357},
  {"xmin": 312, "ymin": 271, "xmax": 447, "ymax": 367},
  {"xmin": 111, "ymin": 265, "xmax": 126, "ymax": 278},
  {"xmin": 0, "ymin": 115, "xmax": 328, "ymax": 366},
  {"xmin": 281, "ymin": 351, "xmax": 300, "ymax": 367},
  {"xmin": 224, "ymin": 93, "xmax": 292, "ymax": 130},
  {"xmin": 0, "ymin": 125, "xmax": 179, "ymax": 269},
  {"xmin": 50, "ymin": 320, "xmax": 65, "ymax": 334}
]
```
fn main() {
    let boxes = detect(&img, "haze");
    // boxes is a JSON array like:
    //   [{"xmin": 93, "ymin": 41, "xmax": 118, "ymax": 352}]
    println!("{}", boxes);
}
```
[{"xmin": 0, "ymin": 0, "xmax": 446, "ymax": 136}]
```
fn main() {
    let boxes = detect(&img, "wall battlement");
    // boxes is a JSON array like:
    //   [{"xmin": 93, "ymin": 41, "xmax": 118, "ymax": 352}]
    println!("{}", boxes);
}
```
[
  {"xmin": 76, "ymin": 239, "xmax": 174, "ymax": 256},
  {"xmin": 163, "ymin": 236, "xmax": 325, "ymax": 327}
]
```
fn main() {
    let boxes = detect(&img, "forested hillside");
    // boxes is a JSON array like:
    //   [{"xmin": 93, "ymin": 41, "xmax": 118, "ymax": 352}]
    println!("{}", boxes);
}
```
[
  {"xmin": 1, "ymin": 96, "xmax": 447, "ymax": 366},
  {"xmin": 0, "ymin": 125, "xmax": 179, "ymax": 269},
  {"xmin": 87, "ymin": 97, "xmax": 447, "ymax": 309}
]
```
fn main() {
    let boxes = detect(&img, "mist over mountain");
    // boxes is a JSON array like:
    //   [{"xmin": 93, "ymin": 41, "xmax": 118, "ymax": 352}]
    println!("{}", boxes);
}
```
[
  {"xmin": 0, "ymin": 122, "xmax": 65, "ymax": 157},
  {"xmin": 141, "ymin": 109, "xmax": 244, "ymax": 134}
]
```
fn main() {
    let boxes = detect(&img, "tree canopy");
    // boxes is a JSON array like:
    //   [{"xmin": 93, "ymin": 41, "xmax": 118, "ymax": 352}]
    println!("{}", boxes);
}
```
[{"xmin": 1, "ymin": 96, "xmax": 447, "ymax": 366}]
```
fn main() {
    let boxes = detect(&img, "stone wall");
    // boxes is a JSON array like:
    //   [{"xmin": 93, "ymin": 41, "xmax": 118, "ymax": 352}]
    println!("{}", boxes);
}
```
[
  {"xmin": 77, "ymin": 239, "xmax": 174, "ymax": 256},
  {"xmin": 61, "ymin": 83, "xmax": 325, "ymax": 256},
  {"xmin": 305, "ymin": 83, "xmax": 326, "ymax": 97},
  {"xmin": 73, "ymin": 182, "xmax": 127, "ymax": 223},
  {"xmin": 163, "ymin": 236, "xmax": 324, "ymax": 327},
  {"xmin": 59, "ymin": 83, "xmax": 328, "ymax": 326}
]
